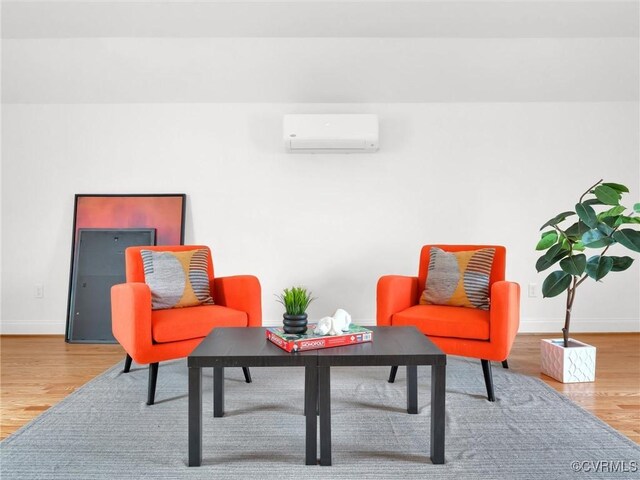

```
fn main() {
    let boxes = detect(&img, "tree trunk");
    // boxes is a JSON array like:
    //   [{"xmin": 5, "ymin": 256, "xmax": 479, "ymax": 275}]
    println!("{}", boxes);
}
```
[{"xmin": 562, "ymin": 283, "xmax": 576, "ymax": 348}]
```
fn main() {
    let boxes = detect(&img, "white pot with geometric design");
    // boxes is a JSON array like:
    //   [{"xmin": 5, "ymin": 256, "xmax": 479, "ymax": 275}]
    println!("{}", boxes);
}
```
[{"xmin": 540, "ymin": 338, "xmax": 596, "ymax": 383}]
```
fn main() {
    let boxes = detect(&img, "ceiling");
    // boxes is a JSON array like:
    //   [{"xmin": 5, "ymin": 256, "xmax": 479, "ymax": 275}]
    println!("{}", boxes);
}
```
[
  {"xmin": 2, "ymin": 1, "xmax": 638, "ymax": 103},
  {"xmin": 2, "ymin": 1, "xmax": 638, "ymax": 39}
]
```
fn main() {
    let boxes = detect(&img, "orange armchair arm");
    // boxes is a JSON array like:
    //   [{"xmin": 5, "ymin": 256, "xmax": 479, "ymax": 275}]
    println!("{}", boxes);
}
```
[
  {"xmin": 213, "ymin": 275, "xmax": 262, "ymax": 327},
  {"xmin": 376, "ymin": 275, "xmax": 419, "ymax": 326},
  {"xmin": 111, "ymin": 282, "xmax": 153, "ymax": 363},
  {"xmin": 489, "ymin": 281, "xmax": 521, "ymax": 360}
]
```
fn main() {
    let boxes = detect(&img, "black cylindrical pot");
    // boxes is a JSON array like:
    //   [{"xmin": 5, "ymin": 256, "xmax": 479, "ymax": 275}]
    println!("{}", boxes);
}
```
[{"xmin": 283, "ymin": 313, "xmax": 308, "ymax": 334}]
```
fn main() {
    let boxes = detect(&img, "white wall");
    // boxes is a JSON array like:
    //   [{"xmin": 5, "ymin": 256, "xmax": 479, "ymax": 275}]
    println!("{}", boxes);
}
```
[
  {"xmin": 1, "ymin": 1, "xmax": 639, "ymax": 334},
  {"xmin": 2, "ymin": 102, "xmax": 639, "ymax": 333}
]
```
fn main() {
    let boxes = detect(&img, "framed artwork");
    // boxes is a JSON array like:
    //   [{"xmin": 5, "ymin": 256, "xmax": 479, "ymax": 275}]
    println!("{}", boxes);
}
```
[{"xmin": 66, "ymin": 194, "xmax": 186, "ymax": 342}]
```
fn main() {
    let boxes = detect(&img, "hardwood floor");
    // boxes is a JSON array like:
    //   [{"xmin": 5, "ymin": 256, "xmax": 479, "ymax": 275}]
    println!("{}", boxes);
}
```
[
  {"xmin": 510, "ymin": 333, "xmax": 640, "ymax": 444},
  {"xmin": 1, "ymin": 333, "xmax": 639, "ymax": 443},
  {"xmin": 1, "ymin": 336, "xmax": 125, "ymax": 440}
]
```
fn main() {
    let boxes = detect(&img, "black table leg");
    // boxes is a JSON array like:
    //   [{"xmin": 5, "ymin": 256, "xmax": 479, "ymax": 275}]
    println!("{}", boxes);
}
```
[
  {"xmin": 303, "ymin": 373, "xmax": 319, "ymax": 417},
  {"xmin": 305, "ymin": 366, "xmax": 318, "ymax": 465},
  {"xmin": 430, "ymin": 364, "xmax": 446, "ymax": 464},
  {"xmin": 318, "ymin": 366, "xmax": 331, "ymax": 466},
  {"xmin": 214, "ymin": 366, "xmax": 224, "ymax": 418},
  {"xmin": 406, "ymin": 364, "xmax": 418, "ymax": 414},
  {"xmin": 188, "ymin": 366, "xmax": 202, "ymax": 467}
]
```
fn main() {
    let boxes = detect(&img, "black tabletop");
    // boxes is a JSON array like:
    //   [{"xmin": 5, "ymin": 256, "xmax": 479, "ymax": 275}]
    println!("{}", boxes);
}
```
[
  {"xmin": 188, "ymin": 326, "xmax": 445, "ymax": 368},
  {"xmin": 188, "ymin": 327, "xmax": 316, "ymax": 368},
  {"xmin": 316, "ymin": 326, "xmax": 446, "ymax": 366}
]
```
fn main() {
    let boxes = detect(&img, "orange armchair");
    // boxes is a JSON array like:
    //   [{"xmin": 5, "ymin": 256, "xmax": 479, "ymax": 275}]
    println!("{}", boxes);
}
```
[
  {"xmin": 111, "ymin": 245, "xmax": 262, "ymax": 405},
  {"xmin": 377, "ymin": 245, "xmax": 520, "ymax": 401}
]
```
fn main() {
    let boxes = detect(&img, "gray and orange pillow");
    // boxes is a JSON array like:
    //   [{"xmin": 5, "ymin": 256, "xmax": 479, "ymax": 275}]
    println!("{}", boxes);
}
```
[
  {"xmin": 141, "ymin": 249, "xmax": 214, "ymax": 310},
  {"xmin": 420, "ymin": 247, "xmax": 495, "ymax": 310}
]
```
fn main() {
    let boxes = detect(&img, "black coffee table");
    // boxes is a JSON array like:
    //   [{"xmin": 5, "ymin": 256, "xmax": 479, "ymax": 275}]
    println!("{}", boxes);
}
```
[
  {"xmin": 187, "ymin": 328, "xmax": 318, "ymax": 466},
  {"xmin": 187, "ymin": 326, "xmax": 446, "ymax": 467},
  {"xmin": 316, "ymin": 327, "xmax": 446, "ymax": 465}
]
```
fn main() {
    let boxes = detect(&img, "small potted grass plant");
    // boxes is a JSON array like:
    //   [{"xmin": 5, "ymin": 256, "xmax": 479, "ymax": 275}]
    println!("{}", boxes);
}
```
[
  {"xmin": 535, "ymin": 179, "xmax": 639, "ymax": 382},
  {"xmin": 276, "ymin": 286, "xmax": 315, "ymax": 334}
]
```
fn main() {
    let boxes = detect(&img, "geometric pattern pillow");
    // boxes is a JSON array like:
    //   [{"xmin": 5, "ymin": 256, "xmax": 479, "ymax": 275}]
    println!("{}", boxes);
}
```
[
  {"xmin": 141, "ymin": 249, "xmax": 214, "ymax": 310},
  {"xmin": 419, "ymin": 247, "xmax": 495, "ymax": 310}
]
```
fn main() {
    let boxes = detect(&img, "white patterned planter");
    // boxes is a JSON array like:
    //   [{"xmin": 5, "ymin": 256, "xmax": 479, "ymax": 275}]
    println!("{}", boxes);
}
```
[{"xmin": 540, "ymin": 338, "xmax": 596, "ymax": 383}]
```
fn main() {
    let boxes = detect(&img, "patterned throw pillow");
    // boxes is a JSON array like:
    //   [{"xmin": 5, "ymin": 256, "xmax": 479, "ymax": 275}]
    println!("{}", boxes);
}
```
[
  {"xmin": 141, "ymin": 249, "xmax": 214, "ymax": 310},
  {"xmin": 420, "ymin": 247, "xmax": 495, "ymax": 310}
]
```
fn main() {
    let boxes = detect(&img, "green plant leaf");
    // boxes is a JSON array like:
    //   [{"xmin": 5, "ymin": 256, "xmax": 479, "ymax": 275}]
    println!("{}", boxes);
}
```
[
  {"xmin": 597, "ymin": 205, "xmax": 626, "ymax": 220},
  {"xmin": 594, "ymin": 185, "xmax": 621, "ymax": 205},
  {"xmin": 559, "ymin": 254, "xmax": 586, "ymax": 276},
  {"xmin": 536, "ymin": 250, "xmax": 569, "ymax": 272},
  {"xmin": 585, "ymin": 255, "xmax": 614, "ymax": 281},
  {"xmin": 536, "ymin": 231, "xmax": 559, "ymax": 251},
  {"xmin": 613, "ymin": 229, "xmax": 640, "ymax": 252},
  {"xmin": 565, "ymin": 221, "xmax": 589, "ymax": 239},
  {"xmin": 573, "ymin": 240, "xmax": 585, "ymax": 251},
  {"xmin": 596, "ymin": 222, "xmax": 614, "ymax": 236},
  {"xmin": 575, "ymin": 202, "xmax": 598, "ymax": 228},
  {"xmin": 610, "ymin": 256, "xmax": 634, "ymax": 272},
  {"xmin": 275, "ymin": 286, "xmax": 315, "ymax": 315},
  {"xmin": 615, "ymin": 215, "xmax": 640, "ymax": 226},
  {"xmin": 582, "ymin": 229, "xmax": 615, "ymax": 248},
  {"xmin": 544, "ymin": 243, "xmax": 569, "ymax": 260},
  {"xmin": 634, "ymin": 203, "xmax": 640, "ymax": 213},
  {"xmin": 539, "ymin": 211, "xmax": 575, "ymax": 230},
  {"xmin": 584, "ymin": 198, "xmax": 605, "ymax": 206},
  {"xmin": 542, "ymin": 271, "xmax": 572, "ymax": 298},
  {"xmin": 603, "ymin": 215, "xmax": 621, "ymax": 228},
  {"xmin": 602, "ymin": 182, "xmax": 629, "ymax": 193}
]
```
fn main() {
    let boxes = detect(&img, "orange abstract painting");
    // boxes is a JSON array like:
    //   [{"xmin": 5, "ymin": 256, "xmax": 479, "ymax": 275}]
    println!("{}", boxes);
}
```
[{"xmin": 74, "ymin": 194, "xmax": 185, "ymax": 245}]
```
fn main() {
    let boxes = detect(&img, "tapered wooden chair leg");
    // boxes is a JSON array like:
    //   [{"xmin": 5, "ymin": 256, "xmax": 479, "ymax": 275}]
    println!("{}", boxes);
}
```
[
  {"xmin": 242, "ymin": 367, "xmax": 252, "ymax": 383},
  {"xmin": 388, "ymin": 365, "xmax": 398, "ymax": 383},
  {"xmin": 147, "ymin": 362, "xmax": 159, "ymax": 405},
  {"xmin": 481, "ymin": 360, "xmax": 495, "ymax": 402},
  {"xmin": 123, "ymin": 354, "xmax": 132, "ymax": 373},
  {"xmin": 502, "ymin": 360, "xmax": 509, "ymax": 369}
]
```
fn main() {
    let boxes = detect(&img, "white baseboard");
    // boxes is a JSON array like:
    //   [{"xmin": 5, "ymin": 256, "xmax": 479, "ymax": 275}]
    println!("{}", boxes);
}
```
[
  {"xmin": 2, "ymin": 318, "xmax": 638, "ymax": 335},
  {"xmin": 0, "ymin": 321, "xmax": 66, "ymax": 335},
  {"xmin": 261, "ymin": 317, "xmax": 640, "ymax": 333},
  {"xmin": 519, "ymin": 318, "xmax": 639, "ymax": 334}
]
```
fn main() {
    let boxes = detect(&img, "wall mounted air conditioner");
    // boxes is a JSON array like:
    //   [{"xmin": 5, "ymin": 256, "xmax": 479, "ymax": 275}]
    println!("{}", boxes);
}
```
[{"xmin": 283, "ymin": 114, "xmax": 379, "ymax": 153}]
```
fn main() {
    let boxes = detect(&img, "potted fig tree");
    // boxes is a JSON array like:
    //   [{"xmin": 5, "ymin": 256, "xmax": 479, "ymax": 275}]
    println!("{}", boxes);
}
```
[
  {"xmin": 536, "ymin": 179, "xmax": 639, "ymax": 383},
  {"xmin": 276, "ymin": 286, "xmax": 315, "ymax": 334}
]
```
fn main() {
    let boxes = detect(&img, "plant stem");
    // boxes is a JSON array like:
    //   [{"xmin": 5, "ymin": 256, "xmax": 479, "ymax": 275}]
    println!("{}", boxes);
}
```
[
  {"xmin": 562, "ymin": 276, "xmax": 578, "ymax": 347},
  {"xmin": 579, "ymin": 179, "xmax": 603, "ymax": 204}
]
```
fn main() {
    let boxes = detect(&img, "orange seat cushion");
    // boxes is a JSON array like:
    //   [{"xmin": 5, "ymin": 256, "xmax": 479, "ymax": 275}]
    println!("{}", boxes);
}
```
[
  {"xmin": 152, "ymin": 305, "xmax": 248, "ymax": 343},
  {"xmin": 392, "ymin": 304, "xmax": 490, "ymax": 340}
]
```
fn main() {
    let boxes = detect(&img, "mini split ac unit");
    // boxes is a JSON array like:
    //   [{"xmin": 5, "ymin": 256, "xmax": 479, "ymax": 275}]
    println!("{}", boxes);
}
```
[{"xmin": 283, "ymin": 114, "xmax": 379, "ymax": 153}]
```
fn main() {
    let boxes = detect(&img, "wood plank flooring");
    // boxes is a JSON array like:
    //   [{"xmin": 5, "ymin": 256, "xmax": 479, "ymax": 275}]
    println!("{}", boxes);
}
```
[
  {"xmin": 1, "ymin": 336, "xmax": 125, "ymax": 440},
  {"xmin": 1, "ymin": 333, "xmax": 639, "ymax": 443}
]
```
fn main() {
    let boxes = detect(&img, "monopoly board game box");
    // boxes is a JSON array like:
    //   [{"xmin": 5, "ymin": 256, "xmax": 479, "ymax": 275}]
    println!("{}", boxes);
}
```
[{"xmin": 266, "ymin": 324, "xmax": 373, "ymax": 352}]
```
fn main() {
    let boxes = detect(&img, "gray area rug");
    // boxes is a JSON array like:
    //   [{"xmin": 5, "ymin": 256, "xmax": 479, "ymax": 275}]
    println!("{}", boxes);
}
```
[{"xmin": 1, "ymin": 357, "xmax": 639, "ymax": 479}]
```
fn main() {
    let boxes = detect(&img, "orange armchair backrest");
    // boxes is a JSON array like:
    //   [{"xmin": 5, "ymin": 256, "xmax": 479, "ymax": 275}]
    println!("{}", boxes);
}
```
[
  {"xmin": 124, "ymin": 245, "xmax": 214, "ymax": 283},
  {"xmin": 417, "ymin": 245, "xmax": 506, "ymax": 303}
]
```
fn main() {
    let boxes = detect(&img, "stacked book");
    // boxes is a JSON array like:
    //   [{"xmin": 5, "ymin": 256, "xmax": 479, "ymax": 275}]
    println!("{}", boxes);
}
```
[{"xmin": 266, "ymin": 324, "xmax": 373, "ymax": 352}]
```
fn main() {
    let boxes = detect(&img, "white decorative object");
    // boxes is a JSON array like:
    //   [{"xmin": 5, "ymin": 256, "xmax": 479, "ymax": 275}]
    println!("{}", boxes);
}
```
[
  {"xmin": 313, "ymin": 317, "xmax": 334, "ymax": 336},
  {"xmin": 331, "ymin": 309, "xmax": 352, "ymax": 332},
  {"xmin": 540, "ymin": 338, "xmax": 596, "ymax": 383},
  {"xmin": 283, "ymin": 114, "xmax": 379, "ymax": 153},
  {"xmin": 313, "ymin": 309, "xmax": 352, "ymax": 336}
]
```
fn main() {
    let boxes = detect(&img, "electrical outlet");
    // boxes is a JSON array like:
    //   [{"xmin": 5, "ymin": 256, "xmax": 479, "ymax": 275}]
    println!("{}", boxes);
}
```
[
  {"xmin": 528, "ymin": 283, "xmax": 537, "ymax": 298},
  {"xmin": 34, "ymin": 284, "xmax": 44, "ymax": 298}
]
